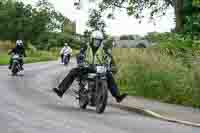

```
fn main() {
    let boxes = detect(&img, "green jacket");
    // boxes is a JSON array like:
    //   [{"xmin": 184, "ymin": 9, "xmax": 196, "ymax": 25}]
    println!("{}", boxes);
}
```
[{"xmin": 82, "ymin": 42, "xmax": 117, "ymax": 71}]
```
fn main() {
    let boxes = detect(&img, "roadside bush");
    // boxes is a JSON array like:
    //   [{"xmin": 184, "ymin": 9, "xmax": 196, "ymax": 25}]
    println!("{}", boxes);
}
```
[{"xmin": 113, "ymin": 48, "xmax": 200, "ymax": 108}]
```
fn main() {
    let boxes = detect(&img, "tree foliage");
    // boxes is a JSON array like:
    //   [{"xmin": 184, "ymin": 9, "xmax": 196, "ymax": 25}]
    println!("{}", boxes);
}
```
[
  {"xmin": 87, "ymin": 8, "xmax": 106, "ymax": 33},
  {"xmin": 102, "ymin": 0, "xmax": 174, "ymax": 19},
  {"xmin": 62, "ymin": 18, "xmax": 76, "ymax": 33},
  {"xmin": 88, "ymin": 0, "xmax": 195, "ymax": 35},
  {"xmin": 0, "ymin": 0, "xmax": 79, "ymax": 50},
  {"xmin": 191, "ymin": 0, "xmax": 200, "ymax": 39}
]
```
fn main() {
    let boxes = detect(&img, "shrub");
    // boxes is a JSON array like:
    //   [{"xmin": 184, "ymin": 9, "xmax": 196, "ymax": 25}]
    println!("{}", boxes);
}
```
[{"xmin": 113, "ymin": 48, "xmax": 200, "ymax": 107}]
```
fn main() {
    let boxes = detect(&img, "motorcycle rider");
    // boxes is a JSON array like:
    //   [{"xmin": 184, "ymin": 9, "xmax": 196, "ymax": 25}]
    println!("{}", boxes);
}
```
[
  {"xmin": 52, "ymin": 30, "xmax": 127, "ymax": 103},
  {"xmin": 8, "ymin": 40, "xmax": 26, "ymax": 70},
  {"xmin": 60, "ymin": 42, "xmax": 72, "ymax": 64}
]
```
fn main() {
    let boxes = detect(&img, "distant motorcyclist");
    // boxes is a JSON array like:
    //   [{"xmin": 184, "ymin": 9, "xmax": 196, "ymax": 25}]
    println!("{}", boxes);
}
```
[
  {"xmin": 8, "ymin": 40, "xmax": 26, "ymax": 70},
  {"xmin": 52, "ymin": 30, "xmax": 127, "ymax": 103},
  {"xmin": 60, "ymin": 43, "xmax": 72, "ymax": 64}
]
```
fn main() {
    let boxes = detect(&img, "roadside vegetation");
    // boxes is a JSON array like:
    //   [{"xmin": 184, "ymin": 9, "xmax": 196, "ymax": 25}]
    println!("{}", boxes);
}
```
[
  {"xmin": 0, "ymin": 42, "xmax": 79, "ymax": 65},
  {"xmin": 0, "ymin": 0, "xmax": 81, "ymax": 65},
  {"xmin": 88, "ymin": 0, "xmax": 199, "ymax": 109},
  {"xmin": 0, "ymin": 51, "xmax": 57, "ymax": 65},
  {"xmin": 113, "ymin": 32, "xmax": 200, "ymax": 108}
]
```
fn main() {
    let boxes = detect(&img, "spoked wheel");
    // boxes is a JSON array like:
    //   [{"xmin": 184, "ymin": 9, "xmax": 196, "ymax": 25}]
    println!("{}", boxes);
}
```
[
  {"xmin": 79, "ymin": 88, "xmax": 88, "ymax": 109},
  {"xmin": 96, "ymin": 80, "xmax": 108, "ymax": 114}
]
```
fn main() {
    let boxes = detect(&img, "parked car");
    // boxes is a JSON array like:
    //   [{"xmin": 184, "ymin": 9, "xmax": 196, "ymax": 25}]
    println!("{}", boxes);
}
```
[{"xmin": 113, "ymin": 35, "xmax": 154, "ymax": 48}]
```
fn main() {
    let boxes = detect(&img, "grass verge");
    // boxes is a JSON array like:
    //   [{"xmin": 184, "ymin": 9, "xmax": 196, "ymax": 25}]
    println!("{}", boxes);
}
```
[
  {"xmin": 0, "ymin": 48, "xmax": 79, "ymax": 65},
  {"xmin": 0, "ymin": 51, "xmax": 57, "ymax": 65},
  {"xmin": 113, "ymin": 48, "xmax": 200, "ymax": 108}
]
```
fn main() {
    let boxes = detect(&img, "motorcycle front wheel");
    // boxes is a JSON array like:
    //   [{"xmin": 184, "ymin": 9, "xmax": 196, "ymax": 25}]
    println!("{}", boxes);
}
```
[
  {"xmin": 79, "ymin": 87, "xmax": 88, "ymax": 109},
  {"xmin": 96, "ymin": 80, "xmax": 108, "ymax": 114},
  {"xmin": 11, "ymin": 62, "xmax": 18, "ymax": 76}
]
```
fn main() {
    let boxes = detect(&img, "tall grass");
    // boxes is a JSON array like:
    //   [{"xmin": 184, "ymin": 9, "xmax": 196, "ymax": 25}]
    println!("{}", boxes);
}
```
[{"xmin": 113, "ymin": 48, "xmax": 200, "ymax": 107}]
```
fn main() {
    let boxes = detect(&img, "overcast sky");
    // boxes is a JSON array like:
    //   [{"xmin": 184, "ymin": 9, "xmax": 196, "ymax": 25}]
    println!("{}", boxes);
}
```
[{"xmin": 21, "ymin": 0, "xmax": 175, "ymax": 36}]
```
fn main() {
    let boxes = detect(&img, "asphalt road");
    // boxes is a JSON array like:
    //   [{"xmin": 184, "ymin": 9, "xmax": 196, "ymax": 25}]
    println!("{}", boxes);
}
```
[{"xmin": 0, "ymin": 60, "xmax": 199, "ymax": 133}]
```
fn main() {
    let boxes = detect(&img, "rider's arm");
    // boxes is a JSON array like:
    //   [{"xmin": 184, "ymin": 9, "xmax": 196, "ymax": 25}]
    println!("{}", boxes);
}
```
[
  {"xmin": 77, "ymin": 44, "xmax": 88, "ymax": 64},
  {"xmin": 8, "ymin": 48, "xmax": 15, "ymax": 55},
  {"xmin": 104, "ymin": 47, "xmax": 112, "ymax": 64},
  {"xmin": 60, "ymin": 48, "xmax": 63, "ymax": 55},
  {"xmin": 81, "ymin": 43, "xmax": 88, "ymax": 54},
  {"xmin": 104, "ymin": 47, "xmax": 118, "ymax": 73}
]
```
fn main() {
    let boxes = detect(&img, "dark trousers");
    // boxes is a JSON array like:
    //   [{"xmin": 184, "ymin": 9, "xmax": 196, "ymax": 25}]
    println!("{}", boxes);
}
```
[
  {"xmin": 63, "ymin": 55, "xmax": 71, "ymax": 64},
  {"xmin": 58, "ymin": 67, "xmax": 119, "ymax": 98},
  {"xmin": 61, "ymin": 54, "xmax": 64, "ymax": 63}
]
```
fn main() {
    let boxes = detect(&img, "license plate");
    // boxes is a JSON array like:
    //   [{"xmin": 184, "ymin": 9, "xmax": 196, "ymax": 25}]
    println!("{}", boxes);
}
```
[
  {"xmin": 13, "ymin": 55, "xmax": 19, "ymax": 59},
  {"xmin": 96, "ymin": 66, "xmax": 106, "ymax": 73}
]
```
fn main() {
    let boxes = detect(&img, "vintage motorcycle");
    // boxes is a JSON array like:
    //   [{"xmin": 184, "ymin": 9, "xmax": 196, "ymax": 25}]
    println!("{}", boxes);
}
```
[{"xmin": 73, "ymin": 63, "xmax": 109, "ymax": 114}]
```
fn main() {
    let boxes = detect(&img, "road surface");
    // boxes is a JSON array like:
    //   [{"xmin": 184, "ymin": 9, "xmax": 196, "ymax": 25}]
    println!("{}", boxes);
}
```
[{"xmin": 0, "ymin": 60, "xmax": 199, "ymax": 133}]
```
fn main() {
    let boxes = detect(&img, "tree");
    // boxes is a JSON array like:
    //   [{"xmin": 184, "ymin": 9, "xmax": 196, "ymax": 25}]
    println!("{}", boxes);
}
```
[
  {"xmin": 87, "ymin": 8, "xmax": 106, "ymax": 32},
  {"xmin": 0, "ymin": 1, "xmax": 34, "ymax": 41},
  {"xmin": 36, "ymin": 0, "xmax": 65, "ymax": 32},
  {"xmin": 0, "ymin": 0, "xmax": 73, "ymax": 49},
  {"xmin": 88, "ymin": 0, "xmax": 193, "ymax": 33},
  {"xmin": 192, "ymin": 0, "xmax": 200, "ymax": 39},
  {"xmin": 62, "ymin": 18, "xmax": 76, "ymax": 33}
]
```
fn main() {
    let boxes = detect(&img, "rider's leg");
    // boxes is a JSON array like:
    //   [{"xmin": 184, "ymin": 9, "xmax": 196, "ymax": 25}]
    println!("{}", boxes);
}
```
[
  {"xmin": 61, "ymin": 54, "xmax": 64, "ymax": 63},
  {"xmin": 106, "ymin": 72, "xmax": 127, "ymax": 103},
  {"xmin": 20, "ymin": 58, "xmax": 24, "ymax": 70},
  {"xmin": 8, "ymin": 57, "xmax": 12, "ymax": 69},
  {"xmin": 53, "ymin": 67, "xmax": 81, "ymax": 98},
  {"xmin": 68, "ymin": 55, "xmax": 71, "ymax": 62}
]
